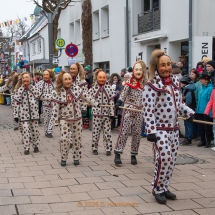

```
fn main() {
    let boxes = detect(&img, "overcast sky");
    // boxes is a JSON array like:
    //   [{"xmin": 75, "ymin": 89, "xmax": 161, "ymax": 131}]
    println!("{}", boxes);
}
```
[{"xmin": 0, "ymin": 0, "xmax": 42, "ymax": 29}]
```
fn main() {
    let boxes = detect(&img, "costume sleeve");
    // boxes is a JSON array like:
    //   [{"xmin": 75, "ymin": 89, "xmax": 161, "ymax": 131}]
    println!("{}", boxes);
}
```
[
  {"xmin": 119, "ymin": 85, "xmax": 129, "ymax": 102},
  {"xmin": 52, "ymin": 101, "xmax": 60, "ymax": 124},
  {"xmin": 37, "ymin": 87, "xmax": 52, "ymax": 101},
  {"xmin": 142, "ymin": 84, "xmax": 157, "ymax": 134},
  {"xmin": 13, "ymin": 90, "xmax": 21, "ymax": 118},
  {"xmin": 204, "ymin": 90, "xmax": 214, "ymax": 115},
  {"xmin": 0, "ymin": 85, "xmax": 9, "ymax": 93},
  {"xmin": 109, "ymin": 88, "xmax": 116, "ymax": 116},
  {"xmin": 81, "ymin": 92, "xmax": 98, "ymax": 107}
]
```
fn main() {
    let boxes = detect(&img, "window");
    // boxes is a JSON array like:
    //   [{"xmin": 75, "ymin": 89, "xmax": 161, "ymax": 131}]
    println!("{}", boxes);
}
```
[
  {"xmin": 93, "ymin": 10, "xmax": 100, "ymax": 40},
  {"xmin": 144, "ymin": 0, "xmax": 159, "ymax": 12},
  {"xmin": 101, "ymin": 6, "xmax": 109, "ymax": 38},
  {"xmin": 181, "ymin": 41, "xmax": 188, "ymax": 56},
  {"xmin": 32, "ymin": 42, "xmax": 36, "ymax": 55},
  {"xmin": 70, "ymin": 22, "xmax": 74, "ymax": 43},
  {"xmin": 98, "ymin": 61, "xmax": 110, "ymax": 74},
  {"xmin": 57, "ymin": 28, "xmax": 61, "ymax": 38},
  {"xmin": 75, "ymin": 19, "xmax": 81, "ymax": 45},
  {"xmin": 37, "ymin": 40, "xmax": 41, "ymax": 53}
]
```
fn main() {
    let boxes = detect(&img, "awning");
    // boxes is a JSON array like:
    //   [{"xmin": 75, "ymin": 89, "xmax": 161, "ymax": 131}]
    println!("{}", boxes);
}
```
[
  {"xmin": 25, "ymin": 59, "xmax": 49, "ymax": 65},
  {"xmin": 134, "ymin": 34, "xmax": 168, "ymax": 43}
]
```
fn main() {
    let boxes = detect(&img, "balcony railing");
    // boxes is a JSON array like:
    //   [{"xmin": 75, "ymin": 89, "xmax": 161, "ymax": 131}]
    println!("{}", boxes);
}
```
[{"xmin": 138, "ymin": 8, "xmax": 160, "ymax": 34}]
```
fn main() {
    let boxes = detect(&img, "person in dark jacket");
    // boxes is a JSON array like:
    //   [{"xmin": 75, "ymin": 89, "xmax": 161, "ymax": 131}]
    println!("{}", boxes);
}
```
[{"xmin": 180, "ymin": 75, "xmax": 196, "ymax": 145}]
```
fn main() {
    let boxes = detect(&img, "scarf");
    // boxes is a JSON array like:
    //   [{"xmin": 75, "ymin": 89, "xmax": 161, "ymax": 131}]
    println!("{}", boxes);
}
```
[
  {"xmin": 125, "ymin": 75, "xmax": 144, "ymax": 90},
  {"xmin": 162, "ymin": 76, "xmax": 171, "ymax": 86},
  {"xmin": 24, "ymin": 86, "xmax": 29, "ymax": 90},
  {"xmin": 45, "ymin": 80, "xmax": 51, "ymax": 84}
]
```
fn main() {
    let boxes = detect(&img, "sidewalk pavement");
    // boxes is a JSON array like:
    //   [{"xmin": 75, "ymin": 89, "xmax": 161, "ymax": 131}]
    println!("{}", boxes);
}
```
[{"xmin": 0, "ymin": 105, "xmax": 215, "ymax": 215}]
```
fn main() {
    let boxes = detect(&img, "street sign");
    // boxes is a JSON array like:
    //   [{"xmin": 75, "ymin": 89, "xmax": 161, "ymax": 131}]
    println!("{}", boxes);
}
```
[
  {"xmin": 68, "ymin": 58, "xmax": 77, "ymax": 66},
  {"xmin": 55, "ymin": 38, "xmax": 66, "ymax": 49},
  {"xmin": 53, "ymin": 57, "xmax": 59, "ymax": 64},
  {"xmin": 65, "ymin": 43, "xmax": 78, "ymax": 58}
]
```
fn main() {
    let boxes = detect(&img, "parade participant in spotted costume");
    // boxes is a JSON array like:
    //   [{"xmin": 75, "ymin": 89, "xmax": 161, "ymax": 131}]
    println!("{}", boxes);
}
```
[
  {"xmin": 69, "ymin": 63, "xmax": 89, "ymax": 147},
  {"xmin": 51, "ymin": 71, "xmax": 98, "ymax": 166},
  {"xmin": 143, "ymin": 50, "xmax": 195, "ymax": 204},
  {"xmin": 36, "ymin": 69, "xmax": 56, "ymax": 138},
  {"xmin": 114, "ymin": 60, "xmax": 147, "ymax": 165},
  {"xmin": 88, "ymin": 69, "xmax": 115, "ymax": 155},
  {"xmin": 13, "ymin": 72, "xmax": 52, "ymax": 155}
]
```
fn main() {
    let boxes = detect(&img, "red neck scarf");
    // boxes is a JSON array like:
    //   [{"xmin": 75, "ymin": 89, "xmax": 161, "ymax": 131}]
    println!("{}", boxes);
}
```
[
  {"xmin": 162, "ymin": 76, "xmax": 171, "ymax": 86},
  {"xmin": 45, "ymin": 80, "xmax": 51, "ymax": 84},
  {"xmin": 126, "ymin": 76, "xmax": 144, "ymax": 90},
  {"xmin": 24, "ymin": 86, "xmax": 29, "ymax": 90}
]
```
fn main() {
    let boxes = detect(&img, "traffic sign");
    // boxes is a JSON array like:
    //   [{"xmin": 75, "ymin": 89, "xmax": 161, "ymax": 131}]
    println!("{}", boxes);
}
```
[
  {"xmin": 55, "ymin": 38, "xmax": 66, "ymax": 48},
  {"xmin": 65, "ymin": 43, "xmax": 79, "ymax": 58}
]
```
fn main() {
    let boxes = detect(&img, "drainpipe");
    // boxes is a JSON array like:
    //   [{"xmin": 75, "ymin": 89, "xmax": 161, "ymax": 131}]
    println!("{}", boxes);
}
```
[
  {"xmin": 188, "ymin": 0, "xmax": 192, "ymax": 73},
  {"xmin": 37, "ymin": 33, "xmax": 45, "ymax": 60},
  {"xmin": 26, "ymin": 40, "xmax": 30, "ymax": 62},
  {"xmin": 126, "ymin": 0, "xmax": 130, "ymax": 67}
]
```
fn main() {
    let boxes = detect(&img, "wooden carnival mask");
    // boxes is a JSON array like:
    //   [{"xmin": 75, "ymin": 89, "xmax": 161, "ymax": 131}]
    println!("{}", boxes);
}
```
[
  {"xmin": 133, "ymin": 63, "xmax": 144, "ymax": 79},
  {"xmin": 70, "ymin": 64, "xmax": 78, "ymax": 78},
  {"xmin": 97, "ymin": 71, "xmax": 106, "ymax": 85},
  {"xmin": 62, "ymin": 73, "xmax": 72, "ymax": 88},
  {"xmin": 43, "ymin": 70, "xmax": 50, "ymax": 81},
  {"xmin": 158, "ymin": 55, "xmax": 172, "ymax": 78},
  {"xmin": 22, "ymin": 73, "xmax": 31, "ymax": 87}
]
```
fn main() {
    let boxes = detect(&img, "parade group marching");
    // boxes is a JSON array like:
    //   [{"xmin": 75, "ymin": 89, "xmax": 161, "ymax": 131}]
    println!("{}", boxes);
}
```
[{"xmin": 0, "ymin": 49, "xmax": 215, "ymax": 204}]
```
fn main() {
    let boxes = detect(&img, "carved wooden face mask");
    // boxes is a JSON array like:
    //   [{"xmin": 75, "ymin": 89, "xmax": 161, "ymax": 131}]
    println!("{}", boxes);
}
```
[
  {"xmin": 133, "ymin": 63, "xmax": 144, "ymax": 79},
  {"xmin": 22, "ymin": 74, "xmax": 31, "ymax": 86},
  {"xmin": 43, "ymin": 70, "xmax": 50, "ymax": 81},
  {"xmin": 62, "ymin": 73, "xmax": 72, "ymax": 88},
  {"xmin": 158, "ymin": 55, "xmax": 172, "ymax": 78},
  {"xmin": 70, "ymin": 64, "xmax": 78, "ymax": 78},
  {"xmin": 97, "ymin": 71, "xmax": 107, "ymax": 85}
]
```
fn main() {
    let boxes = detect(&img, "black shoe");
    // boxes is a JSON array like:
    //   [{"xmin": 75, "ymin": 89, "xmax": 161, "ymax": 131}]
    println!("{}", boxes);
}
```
[
  {"xmin": 92, "ymin": 150, "xmax": 98, "ymax": 155},
  {"xmin": 131, "ymin": 155, "xmax": 137, "ymax": 165},
  {"xmin": 204, "ymin": 143, "xmax": 211, "ymax": 148},
  {"xmin": 24, "ymin": 150, "xmax": 29, "ymax": 155},
  {"xmin": 197, "ymin": 142, "xmax": 206, "ymax": 147},
  {"xmin": 181, "ymin": 139, "xmax": 192, "ymax": 146},
  {"xmin": 114, "ymin": 153, "xmax": 122, "ymax": 165},
  {"xmin": 164, "ymin": 190, "xmax": 176, "ymax": 200},
  {"xmin": 70, "ymin": 144, "xmax": 73, "ymax": 149},
  {"xmin": 14, "ymin": 127, "xmax": 18, "ymax": 131},
  {"xmin": 106, "ymin": 151, "xmax": 111, "ymax": 156},
  {"xmin": 34, "ymin": 147, "xmax": 39, "ymax": 153},
  {"xmin": 61, "ymin": 160, "xmax": 66, "ymax": 166},
  {"xmin": 74, "ymin": 160, "xmax": 80, "ymax": 165},
  {"xmin": 153, "ymin": 192, "xmax": 166, "ymax": 204},
  {"xmin": 45, "ymin": 133, "xmax": 53, "ymax": 138}
]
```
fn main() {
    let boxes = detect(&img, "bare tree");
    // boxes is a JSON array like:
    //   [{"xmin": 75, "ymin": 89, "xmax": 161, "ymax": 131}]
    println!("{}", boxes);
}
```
[
  {"xmin": 32, "ymin": 0, "xmax": 74, "ymax": 55},
  {"xmin": 81, "ymin": 0, "xmax": 92, "ymax": 67}
]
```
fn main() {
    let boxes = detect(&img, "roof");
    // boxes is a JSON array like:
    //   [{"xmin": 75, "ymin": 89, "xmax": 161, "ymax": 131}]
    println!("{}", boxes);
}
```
[{"xmin": 19, "ymin": 15, "xmax": 47, "ymax": 41}]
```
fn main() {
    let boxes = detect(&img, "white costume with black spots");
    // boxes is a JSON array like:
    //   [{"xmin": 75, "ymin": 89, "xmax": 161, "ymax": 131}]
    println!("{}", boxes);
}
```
[
  {"xmin": 114, "ymin": 79, "xmax": 143, "ymax": 155},
  {"xmin": 52, "ymin": 85, "xmax": 98, "ymax": 162},
  {"xmin": 36, "ymin": 80, "xmax": 56, "ymax": 134},
  {"xmin": 142, "ymin": 71, "xmax": 194, "ymax": 195},
  {"xmin": 88, "ymin": 82, "xmax": 115, "ymax": 152},
  {"xmin": 13, "ymin": 85, "xmax": 52, "ymax": 151}
]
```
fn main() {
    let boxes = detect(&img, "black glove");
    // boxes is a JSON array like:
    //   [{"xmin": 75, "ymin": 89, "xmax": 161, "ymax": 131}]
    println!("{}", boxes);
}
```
[
  {"xmin": 14, "ymin": 118, "xmax": 19, "ymax": 123},
  {"xmin": 186, "ymin": 115, "xmax": 194, "ymax": 123},
  {"xmin": 110, "ymin": 116, "xmax": 115, "ymax": 120},
  {"xmin": 147, "ymin": 133, "xmax": 157, "ymax": 142},
  {"xmin": 115, "ymin": 100, "xmax": 123, "ymax": 109}
]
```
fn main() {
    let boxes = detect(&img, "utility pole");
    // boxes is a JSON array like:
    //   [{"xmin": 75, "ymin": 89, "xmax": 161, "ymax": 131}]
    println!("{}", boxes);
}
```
[
  {"xmin": 47, "ymin": 0, "xmax": 63, "ymax": 69},
  {"xmin": 188, "ymin": 0, "xmax": 192, "ymax": 73}
]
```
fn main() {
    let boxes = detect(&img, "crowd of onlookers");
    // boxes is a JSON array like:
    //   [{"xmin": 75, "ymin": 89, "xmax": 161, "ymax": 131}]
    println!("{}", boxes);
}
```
[{"xmin": 0, "ymin": 75, "xmax": 11, "ymax": 105}]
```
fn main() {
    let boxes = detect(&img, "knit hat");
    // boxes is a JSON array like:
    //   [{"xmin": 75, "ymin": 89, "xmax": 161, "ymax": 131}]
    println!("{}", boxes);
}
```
[
  {"xmin": 202, "ymin": 57, "xmax": 211, "ymax": 63},
  {"xmin": 199, "ymin": 73, "xmax": 210, "ymax": 80},
  {"xmin": 121, "ymin": 68, "xmax": 126, "ymax": 73},
  {"xmin": 127, "ymin": 67, "xmax": 132, "ymax": 72},
  {"xmin": 180, "ymin": 75, "xmax": 192, "ymax": 84},
  {"xmin": 84, "ymin": 65, "xmax": 91, "ymax": 72},
  {"xmin": 206, "ymin": 61, "xmax": 215, "ymax": 69}
]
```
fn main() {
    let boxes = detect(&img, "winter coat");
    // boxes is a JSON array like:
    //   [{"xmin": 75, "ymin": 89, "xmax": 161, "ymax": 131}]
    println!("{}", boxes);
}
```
[
  {"xmin": 87, "ymin": 82, "xmax": 115, "ymax": 117},
  {"xmin": 196, "ymin": 82, "xmax": 213, "ymax": 114},
  {"xmin": 51, "ymin": 85, "xmax": 97, "ymax": 123},
  {"xmin": 204, "ymin": 89, "xmax": 215, "ymax": 118},
  {"xmin": 36, "ymin": 80, "xmax": 56, "ymax": 107},
  {"xmin": 181, "ymin": 83, "xmax": 196, "ymax": 110},
  {"xmin": 13, "ymin": 85, "xmax": 52, "ymax": 122},
  {"xmin": 143, "ymin": 72, "xmax": 195, "ymax": 133}
]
